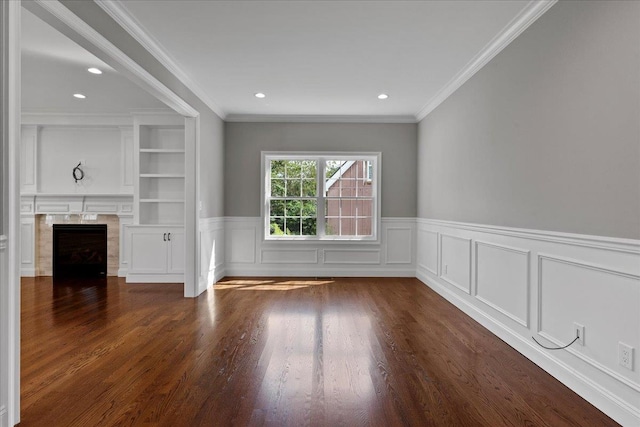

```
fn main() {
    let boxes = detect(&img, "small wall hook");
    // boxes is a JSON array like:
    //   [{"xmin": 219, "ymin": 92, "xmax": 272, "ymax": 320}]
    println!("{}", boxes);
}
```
[{"xmin": 73, "ymin": 162, "xmax": 85, "ymax": 183}]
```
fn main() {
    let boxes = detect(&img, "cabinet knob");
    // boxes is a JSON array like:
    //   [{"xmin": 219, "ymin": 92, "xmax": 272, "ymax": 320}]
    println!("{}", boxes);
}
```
[
  {"xmin": 163, "ymin": 233, "xmax": 167, "ymax": 241},
  {"xmin": 168, "ymin": 232, "xmax": 171, "ymax": 241}
]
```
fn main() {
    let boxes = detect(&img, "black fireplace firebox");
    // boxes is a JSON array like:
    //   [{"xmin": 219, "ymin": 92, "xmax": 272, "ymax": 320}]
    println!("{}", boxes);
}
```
[{"xmin": 52, "ymin": 224, "xmax": 107, "ymax": 279}]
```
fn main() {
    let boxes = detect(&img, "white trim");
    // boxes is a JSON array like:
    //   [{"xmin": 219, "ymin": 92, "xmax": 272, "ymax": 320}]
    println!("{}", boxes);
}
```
[
  {"xmin": 474, "ymin": 240, "xmax": 530, "ymax": 328},
  {"xmin": 94, "ymin": 0, "xmax": 226, "ymax": 119},
  {"xmin": 21, "ymin": 112, "xmax": 134, "ymax": 127},
  {"xmin": 415, "ymin": 0, "xmax": 558, "ymax": 120},
  {"xmin": 225, "ymin": 266, "xmax": 415, "ymax": 278},
  {"xmin": 2, "ymin": 1, "xmax": 21, "ymax": 424},
  {"xmin": 536, "ymin": 253, "xmax": 640, "ymax": 392},
  {"xmin": 0, "ymin": 236, "xmax": 6, "ymax": 251},
  {"xmin": 439, "ymin": 233, "xmax": 472, "ymax": 294},
  {"xmin": 225, "ymin": 114, "xmax": 417, "ymax": 124},
  {"xmin": 125, "ymin": 274, "xmax": 184, "ymax": 283},
  {"xmin": 262, "ymin": 152, "xmax": 381, "ymax": 243},
  {"xmin": 417, "ymin": 218, "xmax": 639, "ymax": 254},
  {"xmin": 0, "ymin": 405, "xmax": 6, "ymax": 427},
  {"xmin": 29, "ymin": 0, "xmax": 199, "ymax": 118}
]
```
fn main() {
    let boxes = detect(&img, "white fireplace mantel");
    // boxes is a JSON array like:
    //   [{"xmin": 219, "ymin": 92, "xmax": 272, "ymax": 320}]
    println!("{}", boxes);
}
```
[{"xmin": 20, "ymin": 193, "xmax": 133, "ymax": 216}]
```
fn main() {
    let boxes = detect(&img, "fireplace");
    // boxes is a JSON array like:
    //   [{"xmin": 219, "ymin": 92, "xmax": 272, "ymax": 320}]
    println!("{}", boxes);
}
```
[{"xmin": 53, "ymin": 224, "xmax": 108, "ymax": 279}]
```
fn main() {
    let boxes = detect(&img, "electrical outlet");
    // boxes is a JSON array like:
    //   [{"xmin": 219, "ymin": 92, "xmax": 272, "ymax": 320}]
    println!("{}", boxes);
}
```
[
  {"xmin": 619, "ymin": 342, "xmax": 634, "ymax": 370},
  {"xmin": 573, "ymin": 322, "xmax": 585, "ymax": 346}
]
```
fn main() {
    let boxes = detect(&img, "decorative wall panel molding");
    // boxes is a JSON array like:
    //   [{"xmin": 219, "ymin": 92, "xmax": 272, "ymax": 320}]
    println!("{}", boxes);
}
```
[
  {"xmin": 416, "ymin": 218, "xmax": 640, "ymax": 426},
  {"xmin": 439, "ymin": 233, "xmax": 472, "ymax": 294},
  {"xmin": 199, "ymin": 217, "xmax": 225, "ymax": 294},
  {"xmin": 385, "ymin": 227, "xmax": 413, "ymax": 264},
  {"xmin": 475, "ymin": 241, "xmax": 529, "ymax": 327},
  {"xmin": 224, "ymin": 217, "xmax": 415, "ymax": 277}
]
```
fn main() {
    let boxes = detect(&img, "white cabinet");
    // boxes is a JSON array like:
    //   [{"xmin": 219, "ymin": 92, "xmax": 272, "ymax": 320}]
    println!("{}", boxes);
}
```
[
  {"xmin": 126, "ymin": 114, "xmax": 187, "ymax": 284},
  {"xmin": 126, "ymin": 226, "xmax": 184, "ymax": 282}
]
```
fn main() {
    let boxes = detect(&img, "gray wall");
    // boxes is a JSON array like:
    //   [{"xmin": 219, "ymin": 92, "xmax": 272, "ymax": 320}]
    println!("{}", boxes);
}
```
[
  {"xmin": 59, "ymin": 0, "xmax": 225, "ymax": 218},
  {"xmin": 199, "ymin": 114, "xmax": 224, "ymax": 218},
  {"xmin": 417, "ymin": 0, "xmax": 640, "ymax": 239},
  {"xmin": 225, "ymin": 122, "xmax": 417, "ymax": 217}
]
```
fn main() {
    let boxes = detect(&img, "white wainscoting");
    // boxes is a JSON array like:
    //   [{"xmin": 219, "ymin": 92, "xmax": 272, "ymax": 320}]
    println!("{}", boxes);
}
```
[
  {"xmin": 199, "ymin": 217, "xmax": 225, "ymax": 294},
  {"xmin": 0, "ymin": 236, "xmax": 7, "ymax": 427},
  {"xmin": 224, "ymin": 217, "xmax": 416, "ymax": 277},
  {"xmin": 416, "ymin": 218, "xmax": 640, "ymax": 426}
]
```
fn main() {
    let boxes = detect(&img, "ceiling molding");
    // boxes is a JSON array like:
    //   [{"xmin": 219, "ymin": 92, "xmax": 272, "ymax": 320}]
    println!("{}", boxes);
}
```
[
  {"xmin": 21, "ymin": 112, "xmax": 134, "ymax": 126},
  {"xmin": 95, "ymin": 0, "xmax": 227, "ymax": 120},
  {"xmin": 225, "ymin": 114, "xmax": 418, "ymax": 124},
  {"xmin": 415, "ymin": 0, "xmax": 557, "ymax": 122},
  {"xmin": 29, "ymin": 0, "xmax": 199, "ymax": 118}
]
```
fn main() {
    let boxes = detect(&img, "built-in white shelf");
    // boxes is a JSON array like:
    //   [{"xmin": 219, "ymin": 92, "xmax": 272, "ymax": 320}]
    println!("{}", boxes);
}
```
[
  {"xmin": 140, "ymin": 199, "xmax": 184, "ymax": 203},
  {"xmin": 139, "ymin": 148, "xmax": 185, "ymax": 153},
  {"xmin": 140, "ymin": 173, "xmax": 185, "ymax": 178}
]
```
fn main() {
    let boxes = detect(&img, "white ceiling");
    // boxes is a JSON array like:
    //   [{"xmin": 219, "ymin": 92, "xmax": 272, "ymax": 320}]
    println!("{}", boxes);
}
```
[
  {"xmin": 21, "ymin": 7, "xmax": 167, "ymax": 115},
  {"xmin": 107, "ymin": 0, "xmax": 535, "ymax": 119}
]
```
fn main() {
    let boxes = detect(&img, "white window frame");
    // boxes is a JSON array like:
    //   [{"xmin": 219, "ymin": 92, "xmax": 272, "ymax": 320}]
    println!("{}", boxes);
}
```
[{"xmin": 262, "ymin": 151, "xmax": 381, "ymax": 242}]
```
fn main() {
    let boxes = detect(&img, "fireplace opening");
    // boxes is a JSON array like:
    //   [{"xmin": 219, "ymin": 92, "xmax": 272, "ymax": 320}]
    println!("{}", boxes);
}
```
[{"xmin": 53, "ymin": 224, "xmax": 108, "ymax": 279}]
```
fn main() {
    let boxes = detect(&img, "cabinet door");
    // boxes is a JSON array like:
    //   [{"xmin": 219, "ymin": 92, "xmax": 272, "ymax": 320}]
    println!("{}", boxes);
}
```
[
  {"xmin": 166, "ymin": 229, "xmax": 184, "ymax": 274},
  {"xmin": 129, "ymin": 229, "xmax": 168, "ymax": 274}
]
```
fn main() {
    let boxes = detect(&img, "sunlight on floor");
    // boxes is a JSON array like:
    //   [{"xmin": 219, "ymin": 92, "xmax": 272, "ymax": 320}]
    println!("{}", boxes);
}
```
[{"xmin": 215, "ymin": 279, "xmax": 335, "ymax": 291}]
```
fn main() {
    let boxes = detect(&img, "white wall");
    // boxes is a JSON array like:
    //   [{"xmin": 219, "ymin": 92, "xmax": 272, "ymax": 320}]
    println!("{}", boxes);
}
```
[{"xmin": 36, "ymin": 126, "xmax": 125, "ymax": 194}]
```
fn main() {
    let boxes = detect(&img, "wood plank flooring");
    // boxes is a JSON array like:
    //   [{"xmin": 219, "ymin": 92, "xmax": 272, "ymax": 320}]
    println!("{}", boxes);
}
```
[{"xmin": 21, "ymin": 276, "xmax": 617, "ymax": 426}]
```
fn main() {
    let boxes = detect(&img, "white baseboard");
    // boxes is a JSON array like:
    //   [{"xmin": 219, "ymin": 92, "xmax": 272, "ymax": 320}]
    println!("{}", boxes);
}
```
[
  {"xmin": 20, "ymin": 268, "xmax": 35, "ymax": 277},
  {"xmin": 125, "ymin": 274, "xmax": 184, "ymax": 284},
  {"xmin": 117, "ymin": 268, "xmax": 128, "ymax": 278}
]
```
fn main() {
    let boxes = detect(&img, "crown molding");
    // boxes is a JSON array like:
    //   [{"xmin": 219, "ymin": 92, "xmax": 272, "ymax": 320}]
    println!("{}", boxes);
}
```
[
  {"xmin": 415, "ymin": 0, "xmax": 557, "ymax": 121},
  {"xmin": 21, "ymin": 112, "xmax": 133, "ymax": 126},
  {"xmin": 29, "ymin": 0, "xmax": 199, "ymax": 118},
  {"xmin": 95, "ymin": 0, "xmax": 227, "ymax": 120},
  {"xmin": 225, "ymin": 114, "xmax": 418, "ymax": 124}
]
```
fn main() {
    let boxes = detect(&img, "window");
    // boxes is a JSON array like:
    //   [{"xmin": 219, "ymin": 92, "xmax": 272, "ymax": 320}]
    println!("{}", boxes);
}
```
[{"xmin": 263, "ymin": 152, "xmax": 380, "ymax": 240}]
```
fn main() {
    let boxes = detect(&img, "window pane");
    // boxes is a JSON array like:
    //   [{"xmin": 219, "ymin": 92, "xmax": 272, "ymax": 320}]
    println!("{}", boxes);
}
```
[
  {"xmin": 301, "ymin": 161, "xmax": 317, "ymax": 179},
  {"xmin": 270, "ymin": 200, "xmax": 285, "ymax": 216},
  {"xmin": 285, "ymin": 199, "xmax": 301, "ymax": 217},
  {"xmin": 302, "ymin": 218, "xmax": 316, "ymax": 236},
  {"xmin": 302, "ymin": 200, "xmax": 317, "ymax": 217},
  {"xmin": 355, "ymin": 198, "xmax": 373, "ymax": 216},
  {"xmin": 271, "ymin": 179, "xmax": 285, "ymax": 197},
  {"xmin": 285, "ymin": 218, "xmax": 301, "ymax": 235},
  {"xmin": 285, "ymin": 161, "xmax": 302, "ymax": 178},
  {"xmin": 270, "ymin": 160, "xmax": 285, "ymax": 178},
  {"xmin": 325, "ymin": 218, "xmax": 339, "ymax": 235},
  {"xmin": 339, "ymin": 217, "xmax": 356, "ymax": 236},
  {"xmin": 270, "ymin": 217, "xmax": 285, "ymax": 235},
  {"xmin": 286, "ymin": 179, "xmax": 301, "ymax": 197},
  {"xmin": 357, "ymin": 217, "xmax": 372, "ymax": 236},
  {"xmin": 302, "ymin": 179, "xmax": 316, "ymax": 197},
  {"xmin": 326, "ymin": 160, "xmax": 344, "ymax": 179}
]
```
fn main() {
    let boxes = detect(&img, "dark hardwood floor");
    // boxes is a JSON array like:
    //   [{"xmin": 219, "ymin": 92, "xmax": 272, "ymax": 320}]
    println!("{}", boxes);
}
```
[{"xmin": 21, "ymin": 276, "xmax": 616, "ymax": 426}]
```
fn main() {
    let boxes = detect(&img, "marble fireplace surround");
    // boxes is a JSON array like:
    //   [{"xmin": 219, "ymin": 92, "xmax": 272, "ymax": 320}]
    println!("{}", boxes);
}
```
[
  {"xmin": 20, "ymin": 194, "xmax": 133, "ymax": 277},
  {"xmin": 37, "ymin": 214, "xmax": 119, "ymax": 276}
]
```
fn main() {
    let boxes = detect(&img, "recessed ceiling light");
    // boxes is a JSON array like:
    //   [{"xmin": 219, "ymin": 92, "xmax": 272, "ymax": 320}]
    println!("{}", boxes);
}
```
[
  {"xmin": 87, "ymin": 67, "xmax": 102, "ymax": 75},
  {"xmin": 73, "ymin": 93, "xmax": 86, "ymax": 99},
  {"xmin": 254, "ymin": 92, "xmax": 266, "ymax": 99},
  {"xmin": 377, "ymin": 93, "xmax": 389, "ymax": 100}
]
